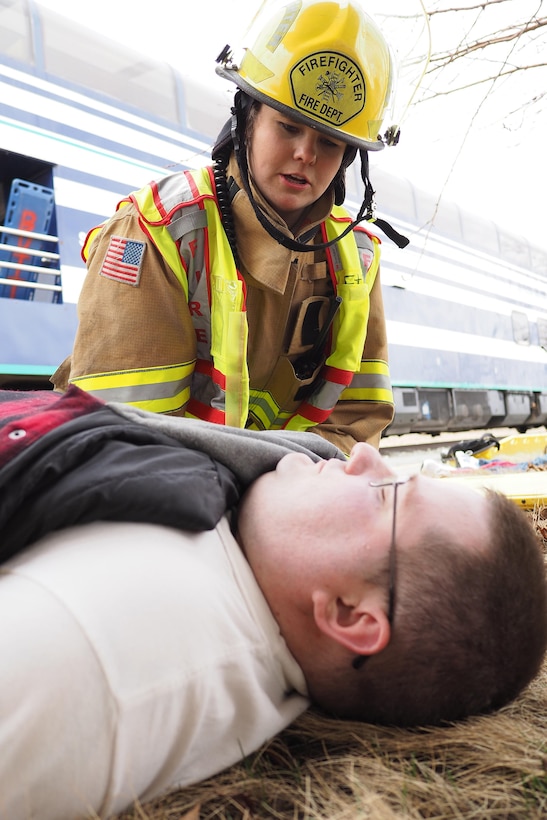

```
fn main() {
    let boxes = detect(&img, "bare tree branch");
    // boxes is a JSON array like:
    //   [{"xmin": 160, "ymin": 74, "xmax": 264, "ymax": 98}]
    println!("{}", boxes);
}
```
[
  {"xmin": 419, "ymin": 62, "xmax": 547, "ymax": 100},
  {"xmin": 416, "ymin": 0, "xmax": 547, "ymax": 109},
  {"xmin": 427, "ymin": 0, "xmax": 521, "ymax": 16},
  {"xmin": 427, "ymin": 16, "xmax": 547, "ymax": 71}
]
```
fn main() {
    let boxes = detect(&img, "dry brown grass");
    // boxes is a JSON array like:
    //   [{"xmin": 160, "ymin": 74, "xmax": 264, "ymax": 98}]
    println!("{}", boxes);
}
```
[{"xmin": 115, "ymin": 506, "xmax": 547, "ymax": 820}]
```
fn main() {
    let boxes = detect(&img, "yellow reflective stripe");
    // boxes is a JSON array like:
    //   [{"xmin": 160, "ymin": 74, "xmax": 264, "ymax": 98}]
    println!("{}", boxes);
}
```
[
  {"xmin": 282, "ymin": 413, "xmax": 317, "ymax": 432},
  {"xmin": 150, "ymin": 223, "xmax": 190, "ymax": 300},
  {"xmin": 248, "ymin": 388, "xmax": 282, "ymax": 429},
  {"xmin": 329, "ymin": 281, "xmax": 369, "ymax": 365},
  {"xmin": 70, "ymin": 362, "xmax": 193, "ymax": 390},
  {"xmin": 205, "ymin": 192, "xmax": 249, "ymax": 427},
  {"xmin": 340, "ymin": 359, "xmax": 393, "ymax": 403},
  {"xmin": 356, "ymin": 359, "xmax": 390, "ymax": 377},
  {"xmin": 246, "ymin": 414, "xmax": 291, "ymax": 431},
  {"xmin": 120, "ymin": 392, "xmax": 190, "ymax": 414},
  {"xmin": 340, "ymin": 386, "xmax": 394, "ymax": 403},
  {"xmin": 223, "ymin": 310, "xmax": 249, "ymax": 427},
  {"xmin": 70, "ymin": 362, "xmax": 194, "ymax": 412},
  {"xmin": 324, "ymin": 215, "xmax": 370, "ymax": 374}
]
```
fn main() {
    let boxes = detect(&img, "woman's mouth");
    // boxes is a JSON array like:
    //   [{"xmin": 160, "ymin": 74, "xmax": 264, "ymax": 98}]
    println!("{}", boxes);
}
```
[{"xmin": 282, "ymin": 173, "xmax": 309, "ymax": 188}]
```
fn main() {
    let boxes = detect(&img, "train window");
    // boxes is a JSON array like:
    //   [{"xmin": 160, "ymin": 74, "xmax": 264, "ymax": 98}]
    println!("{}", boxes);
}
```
[
  {"xmin": 402, "ymin": 390, "xmax": 418, "ymax": 407},
  {"xmin": 499, "ymin": 231, "xmax": 531, "ymax": 270},
  {"xmin": 459, "ymin": 211, "xmax": 500, "ymax": 256},
  {"xmin": 414, "ymin": 189, "xmax": 463, "ymax": 240},
  {"xmin": 0, "ymin": 0, "xmax": 33, "ymax": 64},
  {"xmin": 530, "ymin": 244, "xmax": 547, "ymax": 278},
  {"xmin": 511, "ymin": 311, "xmax": 530, "ymax": 346},
  {"xmin": 368, "ymin": 169, "xmax": 416, "ymax": 221},
  {"xmin": 538, "ymin": 318, "xmax": 547, "ymax": 349},
  {"xmin": 183, "ymin": 78, "xmax": 231, "ymax": 143},
  {"xmin": 39, "ymin": 7, "xmax": 180, "ymax": 125}
]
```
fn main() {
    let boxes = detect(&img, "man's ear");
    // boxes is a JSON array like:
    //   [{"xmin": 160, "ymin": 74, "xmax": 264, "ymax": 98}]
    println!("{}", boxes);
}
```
[{"xmin": 312, "ymin": 590, "xmax": 391, "ymax": 657}]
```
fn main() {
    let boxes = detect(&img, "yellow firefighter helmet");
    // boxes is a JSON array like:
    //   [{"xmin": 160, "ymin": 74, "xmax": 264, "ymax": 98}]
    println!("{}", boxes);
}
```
[{"xmin": 216, "ymin": 0, "xmax": 395, "ymax": 152}]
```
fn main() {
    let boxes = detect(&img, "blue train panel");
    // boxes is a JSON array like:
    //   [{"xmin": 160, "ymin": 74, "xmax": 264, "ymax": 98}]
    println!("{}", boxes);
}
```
[{"xmin": 0, "ymin": 299, "xmax": 78, "ymax": 379}]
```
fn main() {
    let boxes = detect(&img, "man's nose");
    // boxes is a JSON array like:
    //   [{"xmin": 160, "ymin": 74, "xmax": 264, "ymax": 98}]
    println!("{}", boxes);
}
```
[{"xmin": 345, "ymin": 441, "xmax": 395, "ymax": 478}]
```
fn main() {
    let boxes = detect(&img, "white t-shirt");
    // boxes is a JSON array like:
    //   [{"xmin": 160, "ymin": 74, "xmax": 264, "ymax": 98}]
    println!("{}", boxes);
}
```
[{"xmin": 0, "ymin": 518, "xmax": 309, "ymax": 819}]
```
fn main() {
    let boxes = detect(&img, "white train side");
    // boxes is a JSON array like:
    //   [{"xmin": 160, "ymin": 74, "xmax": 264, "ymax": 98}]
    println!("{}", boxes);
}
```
[{"xmin": 1, "ymin": 0, "xmax": 545, "ymax": 434}]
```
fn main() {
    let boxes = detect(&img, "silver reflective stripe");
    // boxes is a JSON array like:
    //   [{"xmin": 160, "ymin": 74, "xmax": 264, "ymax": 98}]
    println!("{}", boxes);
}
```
[
  {"xmin": 354, "ymin": 230, "xmax": 374, "ymax": 253},
  {"xmin": 167, "ymin": 207, "xmax": 208, "ymax": 242},
  {"xmin": 349, "ymin": 372, "xmax": 392, "ymax": 390},
  {"xmin": 192, "ymin": 371, "xmax": 226, "ymax": 412},
  {"xmin": 158, "ymin": 171, "xmax": 195, "ymax": 208},
  {"xmin": 329, "ymin": 241, "xmax": 342, "ymax": 272},
  {"xmin": 307, "ymin": 380, "xmax": 345, "ymax": 410},
  {"xmin": 83, "ymin": 375, "xmax": 192, "ymax": 404}
]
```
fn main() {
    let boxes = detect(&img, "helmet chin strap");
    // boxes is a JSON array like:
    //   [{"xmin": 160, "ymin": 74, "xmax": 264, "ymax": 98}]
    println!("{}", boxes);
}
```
[{"xmin": 230, "ymin": 97, "xmax": 409, "ymax": 251}]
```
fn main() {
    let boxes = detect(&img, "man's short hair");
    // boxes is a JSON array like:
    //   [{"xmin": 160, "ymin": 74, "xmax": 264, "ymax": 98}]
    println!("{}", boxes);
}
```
[{"xmin": 309, "ymin": 491, "xmax": 547, "ymax": 726}]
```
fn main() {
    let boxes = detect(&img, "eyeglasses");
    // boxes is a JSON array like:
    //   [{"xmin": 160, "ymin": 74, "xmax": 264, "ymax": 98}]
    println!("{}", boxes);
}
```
[{"xmin": 352, "ymin": 474, "xmax": 413, "ymax": 671}]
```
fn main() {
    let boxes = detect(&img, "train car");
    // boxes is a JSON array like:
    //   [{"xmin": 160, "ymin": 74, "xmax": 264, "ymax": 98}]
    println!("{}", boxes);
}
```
[
  {"xmin": 1, "ymin": 0, "xmax": 546, "ymax": 434},
  {"xmin": 361, "ymin": 171, "xmax": 547, "ymax": 434}
]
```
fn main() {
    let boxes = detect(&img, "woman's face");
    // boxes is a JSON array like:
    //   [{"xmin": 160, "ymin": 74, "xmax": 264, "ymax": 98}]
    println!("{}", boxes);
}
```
[{"xmin": 247, "ymin": 104, "xmax": 346, "ymax": 229}]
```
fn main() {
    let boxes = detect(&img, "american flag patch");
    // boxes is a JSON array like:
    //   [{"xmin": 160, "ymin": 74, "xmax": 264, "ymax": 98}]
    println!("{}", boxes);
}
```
[{"xmin": 100, "ymin": 236, "xmax": 145, "ymax": 286}]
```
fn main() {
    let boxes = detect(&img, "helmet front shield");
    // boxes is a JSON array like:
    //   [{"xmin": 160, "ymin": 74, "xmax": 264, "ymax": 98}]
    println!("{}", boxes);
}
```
[{"xmin": 216, "ymin": 0, "xmax": 430, "ymax": 151}]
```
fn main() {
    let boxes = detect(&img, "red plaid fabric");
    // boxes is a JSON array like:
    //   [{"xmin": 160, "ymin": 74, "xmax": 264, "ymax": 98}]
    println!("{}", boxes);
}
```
[{"xmin": 0, "ymin": 386, "xmax": 105, "ymax": 469}]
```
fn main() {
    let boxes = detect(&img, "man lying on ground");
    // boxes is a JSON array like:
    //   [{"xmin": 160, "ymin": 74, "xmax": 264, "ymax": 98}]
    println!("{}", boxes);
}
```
[{"xmin": 0, "ymin": 386, "xmax": 545, "ymax": 820}]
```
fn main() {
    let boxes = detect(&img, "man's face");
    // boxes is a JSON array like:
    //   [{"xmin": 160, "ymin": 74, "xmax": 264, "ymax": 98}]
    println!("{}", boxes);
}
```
[{"xmin": 238, "ymin": 442, "xmax": 490, "ymax": 614}]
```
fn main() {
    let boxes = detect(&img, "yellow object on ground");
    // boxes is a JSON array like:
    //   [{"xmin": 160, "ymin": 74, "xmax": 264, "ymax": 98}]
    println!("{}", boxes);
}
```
[
  {"xmin": 477, "ymin": 432, "xmax": 547, "ymax": 462},
  {"xmin": 446, "ymin": 469, "xmax": 546, "ymax": 509},
  {"xmin": 446, "ymin": 432, "xmax": 547, "ymax": 509}
]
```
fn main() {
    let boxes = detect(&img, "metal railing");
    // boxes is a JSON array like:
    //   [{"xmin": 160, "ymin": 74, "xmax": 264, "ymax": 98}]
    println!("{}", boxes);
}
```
[{"xmin": 0, "ymin": 224, "xmax": 62, "ymax": 295}]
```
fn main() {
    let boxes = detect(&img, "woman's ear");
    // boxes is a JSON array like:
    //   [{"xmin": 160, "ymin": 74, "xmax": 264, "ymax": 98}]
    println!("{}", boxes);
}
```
[{"xmin": 312, "ymin": 590, "xmax": 391, "ymax": 657}]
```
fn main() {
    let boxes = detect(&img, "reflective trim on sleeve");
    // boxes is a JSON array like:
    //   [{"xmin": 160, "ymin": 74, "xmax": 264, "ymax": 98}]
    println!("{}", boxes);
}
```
[
  {"xmin": 69, "ymin": 362, "xmax": 194, "ymax": 413},
  {"xmin": 339, "ymin": 360, "xmax": 393, "ymax": 404},
  {"xmin": 340, "ymin": 386, "xmax": 394, "ymax": 403},
  {"xmin": 305, "ymin": 379, "xmax": 346, "ymax": 411},
  {"xmin": 282, "ymin": 405, "xmax": 330, "ymax": 429}
]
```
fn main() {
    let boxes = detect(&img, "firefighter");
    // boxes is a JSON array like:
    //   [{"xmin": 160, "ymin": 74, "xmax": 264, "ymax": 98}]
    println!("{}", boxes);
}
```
[{"xmin": 53, "ymin": 0, "xmax": 407, "ymax": 454}]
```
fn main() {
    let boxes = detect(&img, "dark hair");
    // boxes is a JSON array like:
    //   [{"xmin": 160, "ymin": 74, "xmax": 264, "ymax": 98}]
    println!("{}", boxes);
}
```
[
  {"xmin": 309, "ymin": 491, "xmax": 547, "ymax": 726},
  {"xmin": 244, "ymin": 98, "xmax": 261, "ymax": 141}
]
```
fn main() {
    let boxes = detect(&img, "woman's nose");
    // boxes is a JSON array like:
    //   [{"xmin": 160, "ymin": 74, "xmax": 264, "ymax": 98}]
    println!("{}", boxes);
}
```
[{"xmin": 294, "ymin": 136, "xmax": 317, "ymax": 164}]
